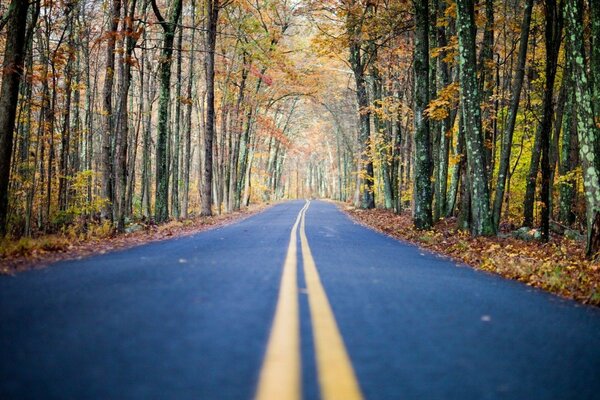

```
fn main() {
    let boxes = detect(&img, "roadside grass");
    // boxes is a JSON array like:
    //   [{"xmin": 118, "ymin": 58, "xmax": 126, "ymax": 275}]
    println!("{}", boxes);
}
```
[
  {"xmin": 0, "ymin": 204, "xmax": 268, "ymax": 274},
  {"xmin": 344, "ymin": 206, "xmax": 600, "ymax": 306}
]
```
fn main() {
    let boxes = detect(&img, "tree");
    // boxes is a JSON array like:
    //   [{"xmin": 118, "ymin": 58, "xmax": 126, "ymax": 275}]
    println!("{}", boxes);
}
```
[
  {"xmin": 538, "ymin": 0, "xmax": 563, "ymax": 241},
  {"xmin": 181, "ymin": 0, "xmax": 197, "ymax": 219},
  {"xmin": 347, "ymin": 0, "xmax": 375, "ymax": 209},
  {"xmin": 151, "ymin": 0, "xmax": 183, "ymax": 223},
  {"xmin": 0, "ymin": 0, "xmax": 30, "ymax": 235},
  {"xmin": 201, "ymin": 0, "xmax": 220, "ymax": 217},
  {"xmin": 455, "ymin": 0, "xmax": 494, "ymax": 236},
  {"xmin": 114, "ymin": 0, "xmax": 140, "ymax": 231},
  {"xmin": 492, "ymin": 0, "xmax": 533, "ymax": 229},
  {"xmin": 101, "ymin": 0, "xmax": 121, "ymax": 223},
  {"xmin": 412, "ymin": 0, "xmax": 432, "ymax": 229},
  {"xmin": 565, "ymin": 0, "xmax": 600, "ymax": 256}
]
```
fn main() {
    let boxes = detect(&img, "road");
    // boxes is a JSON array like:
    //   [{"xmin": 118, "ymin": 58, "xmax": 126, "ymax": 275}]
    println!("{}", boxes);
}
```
[{"xmin": 1, "ymin": 200, "xmax": 599, "ymax": 400}]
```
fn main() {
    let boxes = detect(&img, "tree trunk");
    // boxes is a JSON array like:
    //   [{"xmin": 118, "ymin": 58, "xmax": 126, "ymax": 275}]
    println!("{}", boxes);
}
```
[
  {"xmin": 114, "ymin": 0, "xmax": 138, "ymax": 231},
  {"xmin": 101, "ymin": 0, "xmax": 121, "ymax": 223},
  {"xmin": 492, "ymin": 0, "xmax": 533, "ymax": 228},
  {"xmin": 182, "ymin": 0, "xmax": 196, "ymax": 219},
  {"xmin": 455, "ymin": 0, "xmax": 495, "ymax": 236},
  {"xmin": 201, "ymin": 0, "xmax": 219, "ymax": 217},
  {"xmin": 434, "ymin": 0, "xmax": 452, "ymax": 220},
  {"xmin": 0, "ymin": 0, "xmax": 29, "ymax": 235},
  {"xmin": 347, "ymin": 1, "xmax": 375, "ymax": 209},
  {"xmin": 152, "ymin": 0, "xmax": 182, "ymax": 223},
  {"xmin": 479, "ymin": 0, "xmax": 495, "ymax": 186},
  {"xmin": 171, "ymin": 23, "xmax": 183, "ymax": 219},
  {"xmin": 590, "ymin": 0, "xmax": 600, "ymax": 143},
  {"xmin": 58, "ymin": 15, "xmax": 75, "ymax": 212},
  {"xmin": 413, "ymin": 0, "xmax": 433, "ymax": 229},
  {"xmin": 565, "ymin": 0, "xmax": 600, "ymax": 256},
  {"xmin": 539, "ymin": 0, "xmax": 563, "ymax": 241},
  {"xmin": 559, "ymin": 38, "xmax": 578, "ymax": 225}
]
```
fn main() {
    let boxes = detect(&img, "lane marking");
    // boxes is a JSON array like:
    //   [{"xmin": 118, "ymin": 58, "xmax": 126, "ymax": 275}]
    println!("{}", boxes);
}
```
[
  {"xmin": 255, "ymin": 201, "xmax": 309, "ymax": 400},
  {"xmin": 300, "ymin": 201, "xmax": 364, "ymax": 400}
]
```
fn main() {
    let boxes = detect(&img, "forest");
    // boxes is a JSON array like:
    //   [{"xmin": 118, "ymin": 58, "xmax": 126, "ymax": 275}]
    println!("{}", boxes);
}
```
[{"xmin": 0, "ymin": 0, "xmax": 599, "ymax": 260}]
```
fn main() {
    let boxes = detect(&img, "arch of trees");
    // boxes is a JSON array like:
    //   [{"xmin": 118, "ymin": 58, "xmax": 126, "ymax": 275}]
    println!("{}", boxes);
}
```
[{"xmin": 1, "ymin": 0, "xmax": 599, "ymax": 257}]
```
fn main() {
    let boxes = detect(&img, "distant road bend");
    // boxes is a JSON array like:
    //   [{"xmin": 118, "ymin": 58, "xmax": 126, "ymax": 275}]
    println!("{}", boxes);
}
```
[{"xmin": 1, "ymin": 200, "xmax": 599, "ymax": 399}]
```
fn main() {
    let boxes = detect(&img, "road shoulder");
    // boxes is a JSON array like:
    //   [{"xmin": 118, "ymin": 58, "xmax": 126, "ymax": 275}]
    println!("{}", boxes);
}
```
[
  {"xmin": 338, "ymin": 202, "xmax": 600, "ymax": 307},
  {"xmin": 1, "ymin": 203, "xmax": 271, "ymax": 275}
]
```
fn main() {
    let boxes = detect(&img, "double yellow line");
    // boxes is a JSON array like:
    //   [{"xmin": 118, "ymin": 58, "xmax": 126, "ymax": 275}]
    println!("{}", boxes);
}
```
[{"xmin": 256, "ymin": 201, "xmax": 363, "ymax": 400}]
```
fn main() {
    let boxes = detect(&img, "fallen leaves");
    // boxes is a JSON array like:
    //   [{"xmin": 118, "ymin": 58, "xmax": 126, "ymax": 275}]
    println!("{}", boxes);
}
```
[{"xmin": 344, "ymin": 206, "xmax": 600, "ymax": 307}]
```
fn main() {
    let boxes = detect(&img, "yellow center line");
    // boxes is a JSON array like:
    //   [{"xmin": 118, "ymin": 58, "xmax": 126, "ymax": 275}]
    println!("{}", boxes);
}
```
[
  {"xmin": 300, "ymin": 201, "xmax": 364, "ymax": 400},
  {"xmin": 255, "ymin": 201, "xmax": 309, "ymax": 400}
]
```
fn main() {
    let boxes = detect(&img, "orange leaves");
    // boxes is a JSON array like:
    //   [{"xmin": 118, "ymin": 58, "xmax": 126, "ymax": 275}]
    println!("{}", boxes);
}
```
[
  {"xmin": 256, "ymin": 115, "xmax": 291, "ymax": 148},
  {"xmin": 250, "ymin": 65, "xmax": 274, "ymax": 86},
  {"xmin": 425, "ymin": 82, "xmax": 459, "ymax": 121}
]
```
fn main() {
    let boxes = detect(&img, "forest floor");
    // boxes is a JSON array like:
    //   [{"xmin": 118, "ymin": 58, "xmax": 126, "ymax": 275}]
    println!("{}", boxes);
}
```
[
  {"xmin": 0, "ymin": 203, "xmax": 270, "ymax": 275},
  {"xmin": 343, "ymin": 204, "xmax": 600, "ymax": 307}
]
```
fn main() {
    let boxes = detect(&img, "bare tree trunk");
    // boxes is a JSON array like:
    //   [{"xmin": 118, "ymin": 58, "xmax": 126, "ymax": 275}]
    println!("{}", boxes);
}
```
[
  {"xmin": 113, "ymin": 0, "xmax": 138, "ymax": 231},
  {"xmin": 539, "ymin": 0, "xmax": 563, "ymax": 241},
  {"xmin": 101, "ymin": 0, "xmax": 121, "ymax": 223},
  {"xmin": 171, "ymin": 23, "xmax": 183, "ymax": 219},
  {"xmin": 492, "ymin": 0, "xmax": 533, "ymax": 228},
  {"xmin": 201, "ymin": 0, "xmax": 219, "ymax": 216},
  {"xmin": 456, "ymin": 0, "xmax": 495, "ymax": 235},
  {"xmin": 151, "ymin": 0, "xmax": 182, "ymax": 223},
  {"xmin": 413, "ymin": 0, "xmax": 433, "ymax": 229},
  {"xmin": 182, "ymin": 0, "xmax": 196, "ymax": 219},
  {"xmin": 0, "ymin": 0, "xmax": 29, "ymax": 235}
]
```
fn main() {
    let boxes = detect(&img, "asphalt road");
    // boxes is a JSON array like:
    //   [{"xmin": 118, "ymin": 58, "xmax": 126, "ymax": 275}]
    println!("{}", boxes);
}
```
[{"xmin": 1, "ymin": 200, "xmax": 599, "ymax": 400}]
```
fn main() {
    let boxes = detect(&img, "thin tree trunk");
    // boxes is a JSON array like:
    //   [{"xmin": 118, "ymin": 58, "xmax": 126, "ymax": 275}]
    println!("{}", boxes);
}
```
[
  {"xmin": 114, "ymin": 0, "xmax": 138, "ymax": 231},
  {"xmin": 539, "ymin": 0, "xmax": 563, "ymax": 241},
  {"xmin": 492, "ymin": 0, "xmax": 533, "ymax": 228},
  {"xmin": 101, "ymin": 0, "xmax": 121, "ymax": 223},
  {"xmin": 170, "ymin": 24, "xmax": 183, "ymax": 219},
  {"xmin": 559, "ymin": 38, "xmax": 577, "ymax": 225},
  {"xmin": 182, "ymin": 0, "xmax": 196, "ymax": 219},
  {"xmin": 201, "ymin": 0, "xmax": 219, "ymax": 216}
]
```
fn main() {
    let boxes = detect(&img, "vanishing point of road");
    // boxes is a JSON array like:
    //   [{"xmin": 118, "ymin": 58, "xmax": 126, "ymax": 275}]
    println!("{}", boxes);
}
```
[{"xmin": 1, "ymin": 200, "xmax": 599, "ymax": 399}]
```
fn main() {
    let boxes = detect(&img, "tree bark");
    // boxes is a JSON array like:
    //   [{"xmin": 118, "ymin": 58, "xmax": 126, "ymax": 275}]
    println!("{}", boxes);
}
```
[
  {"xmin": 171, "ymin": 23, "xmax": 183, "ymax": 219},
  {"xmin": 101, "ymin": 0, "xmax": 121, "ymax": 223},
  {"xmin": 539, "ymin": 0, "xmax": 563, "ymax": 241},
  {"xmin": 434, "ymin": 0, "xmax": 452, "ymax": 220},
  {"xmin": 0, "ymin": 0, "xmax": 29, "ymax": 235},
  {"xmin": 347, "ymin": 1, "xmax": 375, "ymax": 209},
  {"xmin": 201, "ymin": 0, "xmax": 219, "ymax": 216},
  {"xmin": 114, "ymin": 0, "xmax": 138, "ymax": 231},
  {"xmin": 492, "ymin": 0, "xmax": 533, "ymax": 228},
  {"xmin": 413, "ymin": 0, "xmax": 433, "ymax": 229},
  {"xmin": 182, "ymin": 0, "xmax": 196, "ymax": 219},
  {"xmin": 565, "ymin": 0, "xmax": 600, "ymax": 256},
  {"xmin": 151, "ymin": 0, "xmax": 182, "ymax": 223},
  {"xmin": 559, "ymin": 38, "xmax": 578, "ymax": 225},
  {"xmin": 455, "ymin": 0, "xmax": 495, "ymax": 235}
]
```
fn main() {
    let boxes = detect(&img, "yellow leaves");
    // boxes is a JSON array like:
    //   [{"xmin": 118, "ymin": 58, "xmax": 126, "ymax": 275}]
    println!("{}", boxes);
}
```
[
  {"xmin": 425, "ymin": 82, "xmax": 459, "ymax": 121},
  {"xmin": 556, "ymin": 167, "xmax": 583, "ymax": 187},
  {"xmin": 445, "ymin": 2, "xmax": 457, "ymax": 19},
  {"xmin": 367, "ymin": 96, "xmax": 411, "ymax": 121}
]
